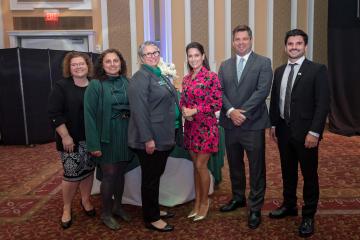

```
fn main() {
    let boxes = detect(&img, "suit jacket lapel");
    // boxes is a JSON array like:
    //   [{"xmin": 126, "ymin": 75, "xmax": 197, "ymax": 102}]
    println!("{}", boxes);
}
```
[
  {"xmin": 238, "ymin": 52, "xmax": 255, "ymax": 86},
  {"xmin": 162, "ymin": 75, "xmax": 181, "ymax": 111},
  {"xmin": 276, "ymin": 65, "xmax": 287, "ymax": 100},
  {"xmin": 291, "ymin": 59, "xmax": 309, "ymax": 93},
  {"xmin": 230, "ymin": 57, "xmax": 238, "ymax": 88}
]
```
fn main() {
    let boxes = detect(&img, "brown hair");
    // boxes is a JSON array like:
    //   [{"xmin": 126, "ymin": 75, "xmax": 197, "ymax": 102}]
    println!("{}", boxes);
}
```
[
  {"xmin": 94, "ymin": 48, "xmax": 127, "ymax": 80},
  {"xmin": 62, "ymin": 51, "xmax": 93, "ymax": 78},
  {"xmin": 232, "ymin": 24, "xmax": 253, "ymax": 40}
]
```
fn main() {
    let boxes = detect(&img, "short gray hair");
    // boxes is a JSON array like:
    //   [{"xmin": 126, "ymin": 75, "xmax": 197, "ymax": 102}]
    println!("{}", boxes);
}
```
[{"xmin": 138, "ymin": 41, "xmax": 160, "ymax": 59}]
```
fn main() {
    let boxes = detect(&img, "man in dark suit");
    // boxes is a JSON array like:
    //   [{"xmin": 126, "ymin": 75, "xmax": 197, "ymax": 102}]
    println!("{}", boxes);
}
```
[
  {"xmin": 268, "ymin": 29, "xmax": 330, "ymax": 238},
  {"xmin": 218, "ymin": 25, "xmax": 273, "ymax": 229}
]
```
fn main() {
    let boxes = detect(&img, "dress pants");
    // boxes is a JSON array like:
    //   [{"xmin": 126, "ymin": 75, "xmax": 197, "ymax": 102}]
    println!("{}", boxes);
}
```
[
  {"xmin": 134, "ymin": 149, "xmax": 172, "ymax": 223},
  {"xmin": 276, "ymin": 119, "xmax": 319, "ymax": 217},
  {"xmin": 225, "ymin": 128, "xmax": 266, "ymax": 212}
]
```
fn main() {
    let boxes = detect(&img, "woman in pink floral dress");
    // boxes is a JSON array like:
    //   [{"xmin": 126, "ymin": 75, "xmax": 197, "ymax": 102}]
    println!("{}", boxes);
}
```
[{"xmin": 180, "ymin": 42, "xmax": 222, "ymax": 221}]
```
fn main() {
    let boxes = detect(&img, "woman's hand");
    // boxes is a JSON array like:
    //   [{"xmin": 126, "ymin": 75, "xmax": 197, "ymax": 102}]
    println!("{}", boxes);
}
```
[
  {"xmin": 90, "ymin": 151, "xmax": 102, "ymax": 157},
  {"xmin": 145, "ymin": 140, "xmax": 155, "ymax": 155},
  {"xmin": 62, "ymin": 135, "xmax": 75, "ymax": 153},
  {"xmin": 182, "ymin": 107, "xmax": 198, "ymax": 118}
]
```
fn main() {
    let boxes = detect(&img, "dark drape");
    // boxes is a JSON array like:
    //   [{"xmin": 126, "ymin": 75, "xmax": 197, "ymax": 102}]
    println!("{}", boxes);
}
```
[
  {"xmin": 0, "ymin": 48, "xmax": 99, "ymax": 145},
  {"xmin": 20, "ymin": 48, "xmax": 53, "ymax": 144},
  {"xmin": 328, "ymin": 0, "xmax": 360, "ymax": 136},
  {"xmin": 0, "ymin": 49, "xmax": 27, "ymax": 144}
]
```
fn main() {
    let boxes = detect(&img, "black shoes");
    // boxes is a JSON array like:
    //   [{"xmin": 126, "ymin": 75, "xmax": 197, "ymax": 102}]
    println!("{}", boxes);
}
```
[
  {"xmin": 113, "ymin": 207, "xmax": 131, "ymax": 222},
  {"xmin": 101, "ymin": 216, "xmax": 121, "ymax": 230},
  {"xmin": 269, "ymin": 205, "xmax": 298, "ymax": 219},
  {"xmin": 145, "ymin": 222, "xmax": 174, "ymax": 232},
  {"xmin": 298, "ymin": 217, "xmax": 315, "ymax": 238},
  {"xmin": 160, "ymin": 211, "xmax": 175, "ymax": 219},
  {"xmin": 80, "ymin": 200, "xmax": 96, "ymax": 217},
  {"xmin": 219, "ymin": 199, "xmax": 246, "ymax": 212},
  {"xmin": 61, "ymin": 218, "xmax": 72, "ymax": 229},
  {"xmin": 248, "ymin": 211, "xmax": 261, "ymax": 229}
]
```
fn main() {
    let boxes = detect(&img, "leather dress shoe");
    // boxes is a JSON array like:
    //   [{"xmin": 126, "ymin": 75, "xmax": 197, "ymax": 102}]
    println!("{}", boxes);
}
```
[
  {"xmin": 160, "ymin": 211, "xmax": 175, "ymax": 219},
  {"xmin": 248, "ymin": 211, "xmax": 261, "ymax": 229},
  {"xmin": 113, "ymin": 207, "xmax": 131, "ymax": 222},
  {"xmin": 145, "ymin": 222, "xmax": 174, "ymax": 232},
  {"xmin": 80, "ymin": 200, "xmax": 96, "ymax": 217},
  {"xmin": 219, "ymin": 199, "xmax": 246, "ymax": 212},
  {"xmin": 61, "ymin": 218, "xmax": 72, "ymax": 229},
  {"xmin": 101, "ymin": 216, "xmax": 120, "ymax": 230},
  {"xmin": 298, "ymin": 217, "xmax": 314, "ymax": 238},
  {"xmin": 269, "ymin": 206, "xmax": 298, "ymax": 219}
]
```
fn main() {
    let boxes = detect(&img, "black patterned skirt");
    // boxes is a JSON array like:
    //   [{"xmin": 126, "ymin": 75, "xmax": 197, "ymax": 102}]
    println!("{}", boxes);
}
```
[{"xmin": 60, "ymin": 141, "xmax": 95, "ymax": 182}]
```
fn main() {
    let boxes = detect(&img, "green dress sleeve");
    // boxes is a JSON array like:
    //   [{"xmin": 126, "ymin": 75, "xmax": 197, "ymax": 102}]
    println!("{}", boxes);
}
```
[{"xmin": 84, "ymin": 80, "xmax": 101, "ymax": 152}]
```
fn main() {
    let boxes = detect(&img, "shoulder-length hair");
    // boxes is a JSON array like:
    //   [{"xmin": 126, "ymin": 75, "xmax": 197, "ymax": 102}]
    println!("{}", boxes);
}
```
[
  {"xmin": 94, "ymin": 48, "xmax": 127, "ymax": 80},
  {"xmin": 62, "ymin": 51, "xmax": 93, "ymax": 78},
  {"xmin": 185, "ymin": 42, "xmax": 210, "ymax": 72}
]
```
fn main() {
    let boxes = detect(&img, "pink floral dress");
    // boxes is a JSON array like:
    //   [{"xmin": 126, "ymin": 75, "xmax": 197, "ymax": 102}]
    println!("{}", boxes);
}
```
[{"xmin": 180, "ymin": 66, "xmax": 222, "ymax": 153}]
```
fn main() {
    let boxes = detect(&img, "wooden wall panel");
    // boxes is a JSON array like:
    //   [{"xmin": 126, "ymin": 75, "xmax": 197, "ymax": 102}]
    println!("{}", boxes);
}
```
[
  {"xmin": 107, "ymin": 0, "xmax": 131, "ymax": 75},
  {"xmin": 273, "ymin": 0, "xmax": 291, "ymax": 68},
  {"xmin": 191, "ymin": 0, "xmax": 208, "ymax": 55},
  {"xmin": 313, "ymin": 0, "xmax": 328, "ymax": 66}
]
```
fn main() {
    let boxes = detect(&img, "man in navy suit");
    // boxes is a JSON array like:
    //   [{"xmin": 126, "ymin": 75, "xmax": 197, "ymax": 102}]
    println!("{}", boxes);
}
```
[
  {"xmin": 268, "ymin": 29, "xmax": 330, "ymax": 238},
  {"xmin": 218, "ymin": 25, "xmax": 273, "ymax": 229}
]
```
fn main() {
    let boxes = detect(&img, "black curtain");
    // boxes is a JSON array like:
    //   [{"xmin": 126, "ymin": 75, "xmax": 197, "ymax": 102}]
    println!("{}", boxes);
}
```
[
  {"xmin": 0, "ymin": 48, "xmax": 99, "ymax": 145},
  {"xmin": 0, "ymin": 49, "xmax": 27, "ymax": 144},
  {"xmin": 328, "ymin": 0, "xmax": 360, "ymax": 136},
  {"xmin": 20, "ymin": 48, "xmax": 53, "ymax": 144}
]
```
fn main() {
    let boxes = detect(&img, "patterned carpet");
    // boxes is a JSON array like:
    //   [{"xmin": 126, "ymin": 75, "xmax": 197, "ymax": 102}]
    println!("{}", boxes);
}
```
[{"xmin": 0, "ymin": 130, "xmax": 360, "ymax": 239}]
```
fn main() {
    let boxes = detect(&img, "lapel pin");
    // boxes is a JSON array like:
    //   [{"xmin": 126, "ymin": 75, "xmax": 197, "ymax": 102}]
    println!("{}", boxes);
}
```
[{"xmin": 297, "ymin": 72, "xmax": 302, "ymax": 76}]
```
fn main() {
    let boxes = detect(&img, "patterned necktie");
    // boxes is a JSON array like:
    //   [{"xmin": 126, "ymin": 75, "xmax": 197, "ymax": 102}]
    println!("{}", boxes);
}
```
[
  {"xmin": 237, "ymin": 57, "xmax": 245, "ymax": 83},
  {"xmin": 284, "ymin": 63, "xmax": 297, "ymax": 124}
]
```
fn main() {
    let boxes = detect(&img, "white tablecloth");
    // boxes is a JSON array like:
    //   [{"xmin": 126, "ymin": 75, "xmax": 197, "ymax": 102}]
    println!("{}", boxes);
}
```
[{"xmin": 91, "ymin": 157, "xmax": 214, "ymax": 207}]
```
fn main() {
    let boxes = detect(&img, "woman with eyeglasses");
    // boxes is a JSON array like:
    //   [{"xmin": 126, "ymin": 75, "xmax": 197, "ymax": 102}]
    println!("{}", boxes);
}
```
[
  {"xmin": 48, "ymin": 51, "xmax": 96, "ymax": 229},
  {"xmin": 84, "ymin": 49, "xmax": 133, "ymax": 230},
  {"xmin": 128, "ymin": 41, "xmax": 178, "ymax": 232}
]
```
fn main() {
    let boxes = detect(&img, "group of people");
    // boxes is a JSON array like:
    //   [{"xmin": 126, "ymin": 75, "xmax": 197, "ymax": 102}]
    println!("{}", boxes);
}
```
[{"xmin": 48, "ymin": 24, "xmax": 329, "ymax": 238}]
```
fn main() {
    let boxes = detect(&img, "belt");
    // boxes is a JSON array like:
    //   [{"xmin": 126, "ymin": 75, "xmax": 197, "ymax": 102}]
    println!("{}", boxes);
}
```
[{"xmin": 112, "ymin": 111, "xmax": 130, "ymax": 119}]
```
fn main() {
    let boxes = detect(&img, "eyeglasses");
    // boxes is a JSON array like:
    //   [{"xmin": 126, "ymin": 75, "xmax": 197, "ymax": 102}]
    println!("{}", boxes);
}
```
[
  {"xmin": 70, "ymin": 62, "xmax": 86, "ymax": 67},
  {"xmin": 142, "ymin": 51, "xmax": 160, "ymax": 58}
]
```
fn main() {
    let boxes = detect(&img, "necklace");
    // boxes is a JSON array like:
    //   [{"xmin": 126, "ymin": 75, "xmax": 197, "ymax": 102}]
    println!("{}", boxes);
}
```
[{"xmin": 110, "ymin": 77, "xmax": 127, "ymax": 105}]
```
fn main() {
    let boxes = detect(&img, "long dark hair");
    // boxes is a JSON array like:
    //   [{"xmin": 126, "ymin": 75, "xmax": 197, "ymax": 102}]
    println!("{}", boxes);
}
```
[
  {"xmin": 94, "ymin": 48, "xmax": 127, "ymax": 80},
  {"xmin": 185, "ymin": 42, "xmax": 210, "ymax": 72}
]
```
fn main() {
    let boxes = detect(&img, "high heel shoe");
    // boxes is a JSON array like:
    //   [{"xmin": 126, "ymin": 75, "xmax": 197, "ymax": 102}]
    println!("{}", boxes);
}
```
[
  {"xmin": 61, "ymin": 211, "xmax": 72, "ymax": 229},
  {"xmin": 193, "ymin": 200, "xmax": 210, "ymax": 222},
  {"xmin": 80, "ymin": 200, "xmax": 96, "ymax": 217},
  {"xmin": 187, "ymin": 211, "xmax": 198, "ymax": 218},
  {"xmin": 61, "ymin": 218, "xmax": 72, "ymax": 229},
  {"xmin": 144, "ymin": 222, "xmax": 174, "ymax": 232}
]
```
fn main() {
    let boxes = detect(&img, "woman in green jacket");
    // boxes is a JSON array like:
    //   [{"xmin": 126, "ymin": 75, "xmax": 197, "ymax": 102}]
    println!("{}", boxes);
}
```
[{"xmin": 84, "ymin": 49, "xmax": 132, "ymax": 230}]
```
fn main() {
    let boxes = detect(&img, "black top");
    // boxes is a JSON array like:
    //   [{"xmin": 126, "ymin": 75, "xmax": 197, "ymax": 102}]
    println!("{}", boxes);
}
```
[{"xmin": 48, "ymin": 78, "xmax": 87, "ymax": 151}]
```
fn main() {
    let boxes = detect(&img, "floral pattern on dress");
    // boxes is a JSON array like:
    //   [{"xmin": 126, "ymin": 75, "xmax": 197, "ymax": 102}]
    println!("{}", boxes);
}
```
[{"xmin": 180, "ymin": 66, "xmax": 222, "ymax": 153}]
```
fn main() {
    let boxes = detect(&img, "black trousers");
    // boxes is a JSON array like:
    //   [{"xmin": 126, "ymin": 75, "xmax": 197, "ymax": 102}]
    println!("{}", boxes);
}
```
[
  {"xmin": 225, "ymin": 128, "xmax": 266, "ymax": 212},
  {"xmin": 276, "ymin": 120, "xmax": 319, "ymax": 217},
  {"xmin": 134, "ymin": 149, "xmax": 172, "ymax": 223}
]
